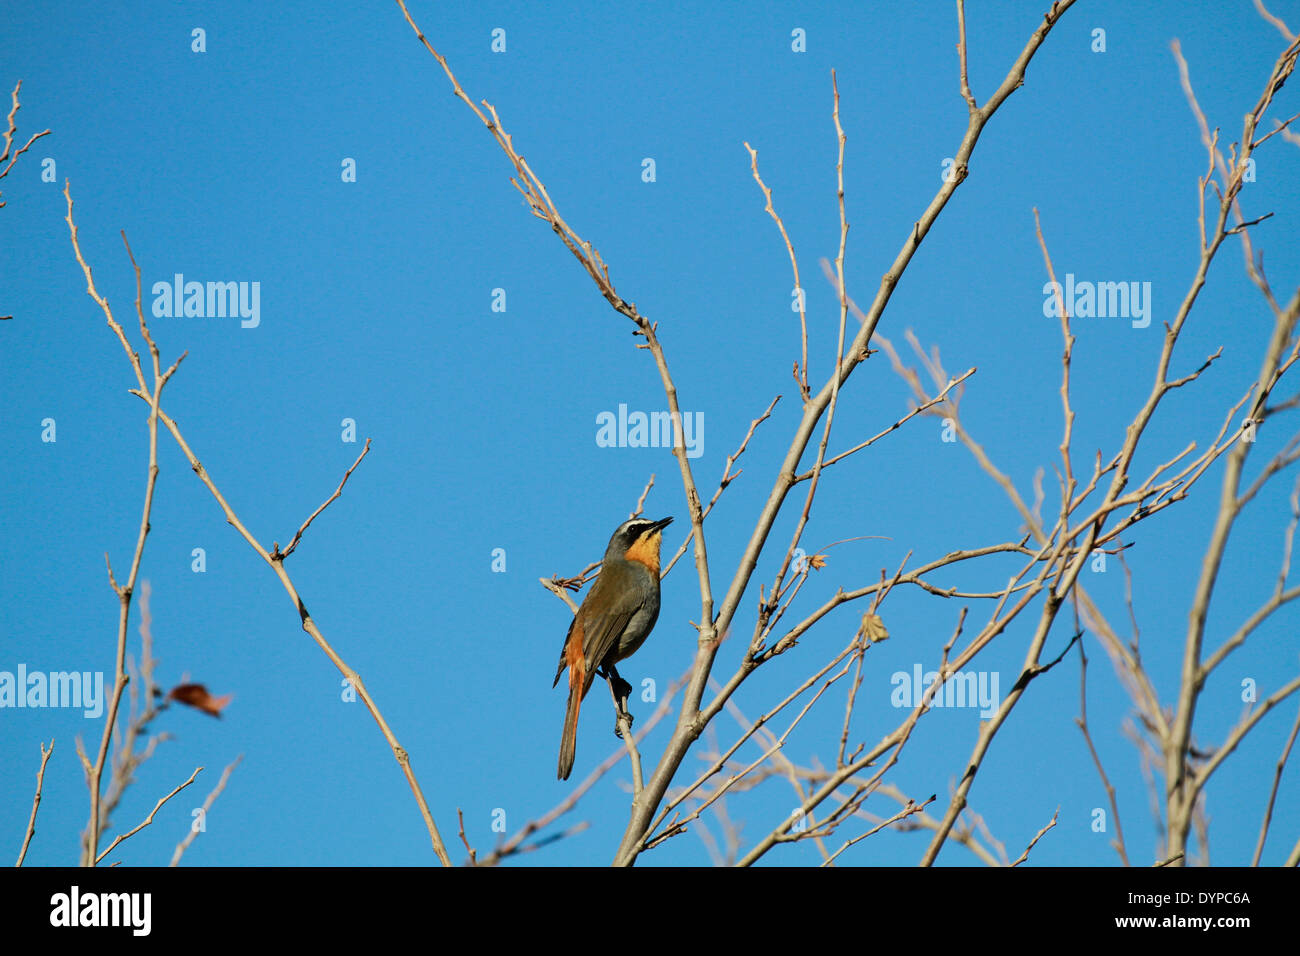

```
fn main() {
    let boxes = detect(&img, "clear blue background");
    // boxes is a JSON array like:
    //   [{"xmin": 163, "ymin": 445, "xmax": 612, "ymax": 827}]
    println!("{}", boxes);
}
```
[{"xmin": 2, "ymin": 0, "xmax": 1299, "ymax": 866}]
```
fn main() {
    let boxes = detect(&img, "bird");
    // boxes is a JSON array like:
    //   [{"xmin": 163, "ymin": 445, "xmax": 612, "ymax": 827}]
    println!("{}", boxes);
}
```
[{"xmin": 553, "ymin": 515, "xmax": 672, "ymax": 780}]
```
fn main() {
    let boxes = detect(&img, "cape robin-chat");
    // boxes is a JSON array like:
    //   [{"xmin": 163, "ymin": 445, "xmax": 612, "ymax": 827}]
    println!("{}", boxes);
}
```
[{"xmin": 553, "ymin": 516, "xmax": 672, "ymax": 780}]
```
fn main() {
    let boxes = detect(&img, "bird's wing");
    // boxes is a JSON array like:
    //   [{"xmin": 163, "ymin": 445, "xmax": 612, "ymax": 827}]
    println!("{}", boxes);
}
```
[
  {"xmin": 553, "ymin": 614, "xmax": 577, "ymax": 688},
  {"xmin": 552, "ymin": 564, "xmax": 645, "ymax": 693},
  {"xmin": 578, "ymin": 603, "xmax": 638, "ymax": 696},
  {"xmin": 575, "ymin": 566, "xmax": 643, "ymax": 696},
  {"xmin": 551, "ymin": 587, "xmax": 638, "ymax": 693}
]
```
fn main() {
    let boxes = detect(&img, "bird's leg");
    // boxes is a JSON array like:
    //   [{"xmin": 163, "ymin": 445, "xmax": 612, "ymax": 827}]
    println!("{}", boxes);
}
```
[{"xmin": 603, "ymin": 664, "xmax": 635, "ymax": 738}]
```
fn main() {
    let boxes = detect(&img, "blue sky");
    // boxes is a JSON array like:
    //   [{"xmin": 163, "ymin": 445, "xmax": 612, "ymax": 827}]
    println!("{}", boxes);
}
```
[{"xmin": 3, "ymin": 0, "xmax": 1299, "ymax": 867}]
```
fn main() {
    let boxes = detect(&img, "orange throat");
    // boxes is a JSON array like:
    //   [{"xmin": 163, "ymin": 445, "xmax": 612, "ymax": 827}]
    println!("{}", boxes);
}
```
[{"xmin": 624, "ymin": 531, "xmax": 663, "ymax": 576}]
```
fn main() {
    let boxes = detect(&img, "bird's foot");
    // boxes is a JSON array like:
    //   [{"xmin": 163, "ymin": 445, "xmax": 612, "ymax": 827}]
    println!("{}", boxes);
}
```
[{"xmin": 612, "ymin": 675, "xmax": 633, "ymax": 704}]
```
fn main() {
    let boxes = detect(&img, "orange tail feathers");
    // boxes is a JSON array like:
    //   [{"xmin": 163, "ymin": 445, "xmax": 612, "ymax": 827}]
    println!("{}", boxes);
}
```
[{"xmin": 557, "ymin": 620, "xmax": 588, "ymax": 780}]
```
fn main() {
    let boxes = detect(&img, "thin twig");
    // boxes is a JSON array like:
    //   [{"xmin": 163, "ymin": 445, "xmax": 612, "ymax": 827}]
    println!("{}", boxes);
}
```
[
  {"xmin": 1252, "ymin": 695, "xmax": 1300, "ymax": 866},
  {"xmin": 66, "ymin": 184, "xmax": 452, "ymax": 867},
  {"xmin": 96, "ymin": 767, "xmax": 202, "ymax": 865},
  {"xmin": 821, "ymin": 795, "xmax": 936, "ymax": 866},
  {"xmin": 66, "ymin": 189, "xmax": 183, "ymax": 866},
  {"xmin": 273, "ymin": 441, "xmax": 373, "ymax": 559},
  {"xmin": 1010, "ymin": 807, "xmax": 1059, "ymax": 866},
  {"xmin": 15, "ymin": 740, "xmax": 54, "ymax": 867},
  {"xmin": 169, "ymin": 755, "xmax": 243, "ymax": 866},
  {"xmin": 956, "ymin": 0, "xmax": 978, "ymax": 112},
  {"xmin": 744, "ymin": 142, "xmax": 809, "ymax": 402},
  {"xmin": 457, "ymin": 808, "xmax": 478, "ymax": 865},
  {"xmin": 1074, "ymin": 638, "xmax": 1130, "ymax": 865}
]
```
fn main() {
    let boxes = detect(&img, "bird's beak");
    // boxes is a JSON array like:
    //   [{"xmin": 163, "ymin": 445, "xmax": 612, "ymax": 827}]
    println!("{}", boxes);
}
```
[{"xmin": 651, "ymin": 516, "xmax": 674, "ymax": 533}]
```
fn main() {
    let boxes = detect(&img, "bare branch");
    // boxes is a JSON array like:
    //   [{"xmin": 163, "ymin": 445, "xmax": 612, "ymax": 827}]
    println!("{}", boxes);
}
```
[
  {"xmin": 744, "ymin": 142, "xmax": 809, "ymax": 403},
  {"xmin": 1010, "ymin": 807, "xmax": 1059, "ymax": 866},
  {"xmin": 456, "ymin": 808, "xmax": 478, "ymax": 865},
  {"xmin": 822, "ymin": 795, "xmax": 937, "ymax": 866},
  {"xmin": 66, "ymin": 188, "xmax": 181, "ymax": 865},
  {"xmin": 1252, "ymin": 698, "xmax": 1300, "ymax": 865},
  {"xmin": 632, "ymin": 473, "xmax": 655, "ymax": 517},
  {"xmin": 169, "ymin": 755, "xmax": 243, "ymax": 866},
  {"xmin": 398, "ymin": 0, "xmax": 1086, "ymax": 867},
  {"xmin": 0, "ymin": 79, "xmax": 51, "ymax": 196},
  {"xmin": 96, "ymin": 767, "xmax": 202, "ymax": 865},
  {"xmin": 956, "ymin": 0, "xmax": 978, "ymax": 112},
  {"xmin": 67, "ymin": 183, "xmax": 452, "ymax": 867},
  {"xmin": 273, "ymin": 440, "xmax": 373, "ymax": 560},
  {"xmin": 1074, "ymin": 638, "xmax": 1129, "ymax": 865},
  {"xmin": 15, "ymin": 740, "xmax": 54, "ymax": 867}
]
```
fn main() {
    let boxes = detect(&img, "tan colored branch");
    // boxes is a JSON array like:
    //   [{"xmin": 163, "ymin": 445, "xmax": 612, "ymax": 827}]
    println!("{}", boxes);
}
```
[
  {"xmin": 1252, "ymin": 698, "xmax": 1300, "ymax": 865},
  {"xmin": 744, "ymin": 142, "xmax": 809, "ymax": 403},
  {"xmin": 96, "ymin": 767, "xmax": 202, "ymax": 865},
  {"xmin": 1010, "ymin": 807, "xmax": 1059, "ymax": 866},
  {"xmin": 15, "ymin": 740, "xmax": 54, "ymax": 866},
  {"xmin": 1075, "ymin": 640, "xmax": 1130, "ymax": 865},
  {"xmin": 169, "ymin": 755, "xmax": 243, "ymax": 866},
  {"xmin": 395, "ymin": 0, "xmax": 1080, "ymax": 867},
  {"xmin": 66, "ymin": 187, "xmax": 183, "ymax": 865},
  {"xmin": 65, "ymin": 183, "xmax": 452, "ymax": 867}
]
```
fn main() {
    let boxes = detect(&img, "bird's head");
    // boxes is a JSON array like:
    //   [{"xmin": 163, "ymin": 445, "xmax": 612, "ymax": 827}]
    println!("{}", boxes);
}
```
[{"xmin": 605, "ymin": 515, "xmax": 673, "ymax": 572}]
